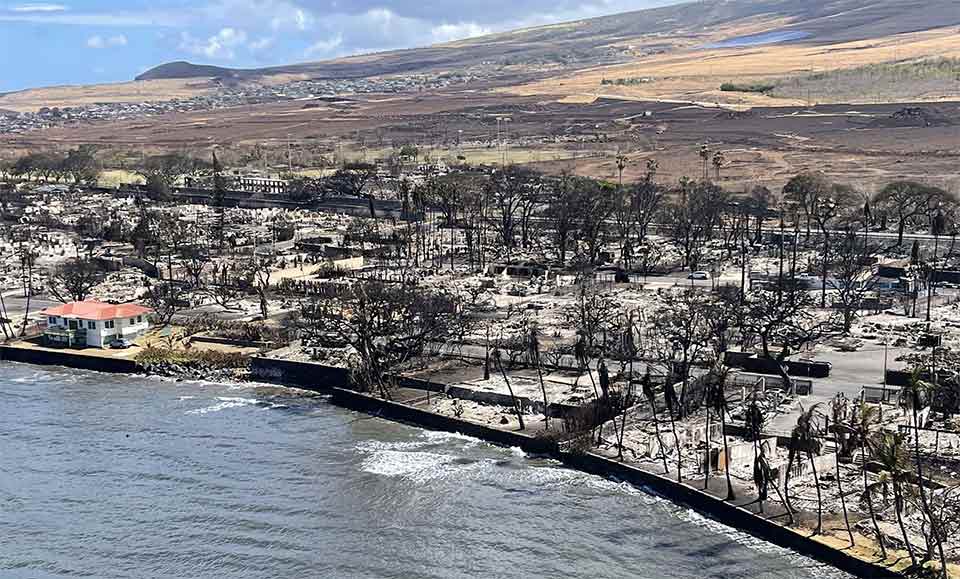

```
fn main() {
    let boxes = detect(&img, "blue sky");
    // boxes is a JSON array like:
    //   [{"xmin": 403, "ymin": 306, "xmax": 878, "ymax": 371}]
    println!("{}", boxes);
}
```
[{"xmin": 0, "ymin": 0, "xmax": 677, "ymax": 92}]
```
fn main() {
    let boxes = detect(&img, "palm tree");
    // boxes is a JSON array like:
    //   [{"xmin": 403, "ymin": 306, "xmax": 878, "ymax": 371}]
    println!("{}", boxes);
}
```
[
  {"xmin": 709, "ymin": 371, "xmax": 736, "ymax": 501},
  {"xmin": 645, "ymin": 158, "xmax": 659, "ymax": 182},
  {"xmin": 664, "ymin": 379, "xmax": 683, "ymax": 483},
  {"xmin": 525, "ymin": 321, "xmax": 549, "ymax": 430},
  {"xmin": 852, "ymin": 402, "xmax": 887, "ymax": 560},
  {"xmin": 743, "ymin": 398, "xmax": 789, "ymax": 518},
  {"xmin": 867, "ymin": 431, "xmax": 917, "ymax": 568},
  {"xmin": 492, "ymin": 344, "xmax": 525, "ymax": 431},
  {"xmin": 699, "ymin": 144, "xmax": 710, "ymax": 181},
  {"xmin": 903, "ymin": 372, "xmax": 948, "ymax": 575},
  {"xmin": 641, "ymin": 371, "xmax": 670, "ymax": 474},
  {"xmin": 703, "ymin": 365, "xmax": 732, "ymax": 496},
  {"xmin": 712, "ymin": 150, "xmax": 725, "ymax": 181},
  {"xmin": 829, "ymin": 394, "xmax": 855, "ymax": 547},
  {"xmin": 786, "ymin": 404, "xmax": 824, "ymax": 535}
]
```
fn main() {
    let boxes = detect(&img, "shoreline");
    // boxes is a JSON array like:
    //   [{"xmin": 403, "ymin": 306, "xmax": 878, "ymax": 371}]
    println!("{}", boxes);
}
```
[{"xmin": 0, "ymin": 346, "xmax": 904, "ymax": 578}]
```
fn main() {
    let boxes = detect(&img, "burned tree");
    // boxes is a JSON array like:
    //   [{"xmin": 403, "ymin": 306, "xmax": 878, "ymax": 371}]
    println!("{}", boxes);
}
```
[
  {"xmin": 325, "ymin": 162, "xmax": 379, "ymax": 218},
  {"xmin": 783, "ymin": 172, "xmax": 830, "ymax": 239},
  {"xmin": 651, "ymin": 289, "xmax": 713, "ymax": 417},
  {"xmin": 741, "ymin": 286, "xmax": 838, "ymax": 388},
  {"xmin": 667, "ymin": 179, "xmax": 727, "ymax": 272},
  {"xmin": 563, "ymin": 285, "xmax": 620, "ymax": 352},
  {"xmin": 873, "ymin": 181, "xmax": 947, "ymax": 247},
  {"xmin": 47, "ymin": 258, "xmax": 106, "ymax": 303},
  {"xmin": 829, "ymin": 231, "xmax": 879, "ymax": 334},
  {"xmin": 543, "ymin": 172, "xmax": 584, "ymax": 266},
  {"xmin": 142, "ymin": 281, "xmax": 188, "ymax": 328},
  {"xmin": 305, "ymin": 280, "xmax": 464, "ymax": 398},
  {"xmin": 137, "ymin": 151, "xmax": 206, "ymax": 201}
]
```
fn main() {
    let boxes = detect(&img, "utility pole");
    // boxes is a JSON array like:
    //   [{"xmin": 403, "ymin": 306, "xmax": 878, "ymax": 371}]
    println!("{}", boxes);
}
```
[
  {"xmin": 927, "ymin": 207, "xmax": 945, "ymax": 325},
  {"xmin": 287, "ymin": 134, "xmax": 293, "ymax": 173}
]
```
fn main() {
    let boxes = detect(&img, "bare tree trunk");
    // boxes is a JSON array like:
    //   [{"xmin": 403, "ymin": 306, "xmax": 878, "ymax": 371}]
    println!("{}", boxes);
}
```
[
  {"xmin": 19, "ymin": 262, "xmax": 33, "ymax": 338},
  {"xmin": 861, "ymin": 438, "xmax": 887, "ymax": 559},
  {"xmin": 720, "ymin": 406, "xmax": 736, "ymax": 501},
  {"xmin": 0, "ymin": 291, "xmax": 12, "ymax": 339},
  {"xmin": 893, "ymin": 480, "xmax": 918, "ymax": 567},
  {"xmin": 534, "ymin": 350, "xmax": 549, "ymax": 430},
  {"xmin": 835, "ymin": 435, "xmax": 855, "ymax": 546},
  {"xmin": 809, "ymin": 450, "xmax": 823, "ymax": 535},
  {"xmin": 646, "ymin": 392, "xmax": 669, "ymax": 474},
  {"xmin": 496, "ymin": 356, "xmax": 525, "ymax": 431},
  {"xmin": 704, "ymin": 408, "xmax": 712, "ymax": 490},
  {"xmin": 666, "ymin": 397, "xmax": 682, "ymax": 483}
]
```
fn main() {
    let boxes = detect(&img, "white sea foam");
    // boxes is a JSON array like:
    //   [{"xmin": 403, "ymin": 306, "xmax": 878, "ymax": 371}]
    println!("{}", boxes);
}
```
[
  {"xmin": 186, "ymin": 396, "xmax": 260, "ymax": 415},
  {"xmin": 419, "ymin": 430, "xmax": 481, "ymax": 447},
  {"xmin": 360, "ymin": 449, "xmax": 460, "ymax": 483}
]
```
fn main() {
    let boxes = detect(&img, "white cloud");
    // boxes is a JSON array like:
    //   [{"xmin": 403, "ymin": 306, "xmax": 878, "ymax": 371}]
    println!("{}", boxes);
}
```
[
  {"xmin": 10, "ymin": 3, "xmax": 66, "ymax": 12},
  {"xmin": 249, "ymin": 36, "xmax": 273, "ymax": 52},
  {"xmin": 304, "ymin": 33, "xmax": 343, "ymax": 58},
  {"xmin": 179, "ymin": 27, "xmax": 248, "ymax": 60},
  {"xmin": 86, "ymin": 33, "xmax": 127, "ymax": 49},
  {"xmin": 431, "ymin": 22, "xmax": 491, "ymax": 43}
]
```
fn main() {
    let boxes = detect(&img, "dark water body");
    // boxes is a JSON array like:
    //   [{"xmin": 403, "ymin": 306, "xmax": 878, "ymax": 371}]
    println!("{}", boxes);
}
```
[
  {"xmin": 704, "ymin": 30, "xmax": 812, "ymax": 49},
  {"xmin": 0, "ymin": 362, "xmax": 851, "ymax": 579}
]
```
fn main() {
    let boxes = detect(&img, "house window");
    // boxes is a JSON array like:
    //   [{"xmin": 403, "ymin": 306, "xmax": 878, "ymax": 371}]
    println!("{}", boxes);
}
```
[
  {"xmin": 104, "ymin": 320, "xmax": 115, "ymax": 329},
  {"xmin": 130, "ymin": 318, "xmax": 135, "ymax": 325},
  {"xmin": 137, "ymin": 316, "xmax": 142, "ymax": 323},
  {"xmin": 48, "ymin": 317, "xmax": 57, "ymax": 325},
  {"xmin": 87, "ymin": 321, "xmax": 96, "ymax": 330}
]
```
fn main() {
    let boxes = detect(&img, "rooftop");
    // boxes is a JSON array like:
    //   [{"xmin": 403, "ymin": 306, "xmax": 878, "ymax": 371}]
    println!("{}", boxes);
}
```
[{"xmin": 43, "ymin": 301, "xmax": 152, "ymax": 321}]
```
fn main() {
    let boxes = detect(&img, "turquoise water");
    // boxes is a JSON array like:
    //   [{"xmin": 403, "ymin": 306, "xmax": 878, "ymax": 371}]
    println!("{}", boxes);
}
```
[{"xmin": 0, "ymin": 362, "xmax": 850, "ymax": 578}]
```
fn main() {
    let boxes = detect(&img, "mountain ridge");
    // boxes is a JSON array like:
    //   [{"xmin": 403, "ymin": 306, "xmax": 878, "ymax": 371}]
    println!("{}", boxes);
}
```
[{"xmin": 135, "ymin": 0, "xmax": 960, "ymax": 82}]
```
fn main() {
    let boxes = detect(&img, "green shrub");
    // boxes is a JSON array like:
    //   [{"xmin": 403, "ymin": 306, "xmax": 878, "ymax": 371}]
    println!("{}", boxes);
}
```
[
  {"xmin": 719, "ymin": 82, "xmax": 776, "ymax": 93},
  {"xmin": 136, "ymin": 346, "xmax": 250, "ymax": 370}
]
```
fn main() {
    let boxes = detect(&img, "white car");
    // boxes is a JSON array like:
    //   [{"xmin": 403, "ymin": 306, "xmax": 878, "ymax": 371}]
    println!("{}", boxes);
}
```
[{"xmin": 687, "ymin": 271, "xmax": 711, "ymax": 280}]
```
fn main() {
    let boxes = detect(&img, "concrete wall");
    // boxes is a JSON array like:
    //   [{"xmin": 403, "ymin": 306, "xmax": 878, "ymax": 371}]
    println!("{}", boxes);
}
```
[
  {"xmin": 0, "ymin": 345, "xmax": 141, "ymax": 374},
  {"xmin": 2, "ymin": 350, "xmax": 903, "ymax": 579},
  {"xmin": 250, "ymin": 356, "xmax": 586, "ymax": 418},
  {"xmin": 558, "ymin": 452, "xmax": 899, "ymax": 579}
]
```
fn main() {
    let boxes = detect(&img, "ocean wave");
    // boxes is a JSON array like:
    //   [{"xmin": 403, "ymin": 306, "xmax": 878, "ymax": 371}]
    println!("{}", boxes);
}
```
[
  {"xmin": 671, "ymin": 508, "xmax": 851, "ymax": 577},
  {"xmin": 186, "ymin": 396, "xmax": 261, "ymax": 415},
  {"xmin": 419, "ymin": 429, "xmax": 482, "ymax": 447},
  {"xmin": 359, "ymin": 449, "xmax": 462, "ymax": 483}
]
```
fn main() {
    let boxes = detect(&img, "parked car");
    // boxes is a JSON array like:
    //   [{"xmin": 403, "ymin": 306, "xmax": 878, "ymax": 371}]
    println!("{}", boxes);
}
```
[
  {"xmin": 687, "ymin": 271, "xmax": 711, "ymax": 280},
  {"xmin": 109, "ymin": 338, "xmax": 133, "ymax": 349}
]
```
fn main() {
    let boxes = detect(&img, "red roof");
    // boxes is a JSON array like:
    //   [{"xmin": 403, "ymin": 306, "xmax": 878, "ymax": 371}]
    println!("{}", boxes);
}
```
[{"xmin": 42, "ymin": 301, "xmax": 153, "ymax": 321}]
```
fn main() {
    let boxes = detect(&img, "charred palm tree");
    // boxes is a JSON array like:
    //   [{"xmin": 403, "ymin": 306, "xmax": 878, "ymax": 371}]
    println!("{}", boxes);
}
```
[
  {"xmin": 664, "ymin": 380, "xmax": 683, "ymax": 483},
  {"xmin": 525, "ymin": 321, "xmax": 549, "ymax": 430},
  {"xmin": 852, "ymin": 403, "xmax": 887, "ymax": 560},
  {"xmin": 787, "ymin": 404, "xmax": 824, "ymax": 534},
  {"xmin": 492, "ymin": 344, "xmax": 525, "ymax": 431},
  {"xmin": 641, "ymin": 371, "xmax": 670, "ymax": 474},
  {"xmin": 867, "ymin": 432, "xmax": 917, "ymax": 568},
  {"xmin": 708, "ymin": 369, "xmax": 736, "ymax": 501},
  {"xmin": 829, "ymin": 394, "xmax": 856, "ymax": 547},
  {"xmin": 745, "ymin": 398, "xmax": 793, "ymax": 522},
  {"xmin": 903, "ymin": 372, "xmax": 947, "ymax": 575}
]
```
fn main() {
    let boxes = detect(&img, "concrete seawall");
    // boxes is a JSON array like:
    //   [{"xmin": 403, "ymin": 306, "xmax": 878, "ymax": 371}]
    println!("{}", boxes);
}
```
[
  {"xmin": 0, "ymin": 345, "xmax": 142, "ymax": 374},
  {"xmin": 249, "ymin": 356, "xmax": 900, "ymax": 579},
  {"xmin": 326, "ymin": 384, "xmax": 899, "ymax": 579},
  {"xmin": 2, "ymin": 350, "xmax": 902, "ymax": 578}
]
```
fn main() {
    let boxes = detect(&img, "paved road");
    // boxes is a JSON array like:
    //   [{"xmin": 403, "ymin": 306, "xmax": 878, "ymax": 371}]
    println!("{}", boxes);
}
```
[{"xmin": 1, "ymin": 292, "xmax": 60, "ymax": 319}]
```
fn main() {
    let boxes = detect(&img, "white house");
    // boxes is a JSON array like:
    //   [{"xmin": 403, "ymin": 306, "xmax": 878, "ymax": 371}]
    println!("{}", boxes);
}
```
[{"xmin": 41, "ymin": 301, "xmax": 152, "ymax": 348}]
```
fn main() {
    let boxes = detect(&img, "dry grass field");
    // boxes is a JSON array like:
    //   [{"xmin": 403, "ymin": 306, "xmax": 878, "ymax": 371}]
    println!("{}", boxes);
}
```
[
  {"xmin": 0, "ymin": 78, "xmax": 218, "ymax": 113},
  {"xmin": 3, "ymin": 0, "xmax": 960, "ymax": 194},
  {"xmin": 507, "ymin": 26, "xmax": 960, "ymax": 106}
]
